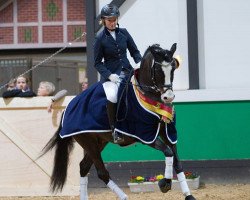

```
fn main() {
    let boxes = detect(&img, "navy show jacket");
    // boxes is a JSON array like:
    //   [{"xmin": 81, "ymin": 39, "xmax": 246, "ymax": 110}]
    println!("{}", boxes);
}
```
[{"xmin": 94, "ymin": 27, "xmax": 142, "ymax": 81}]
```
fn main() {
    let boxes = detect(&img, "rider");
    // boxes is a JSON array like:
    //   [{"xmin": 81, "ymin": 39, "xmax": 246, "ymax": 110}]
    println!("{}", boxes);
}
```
[{"xmin": 94, "ymin": 4, "xmax": 142, "ymax": 143}]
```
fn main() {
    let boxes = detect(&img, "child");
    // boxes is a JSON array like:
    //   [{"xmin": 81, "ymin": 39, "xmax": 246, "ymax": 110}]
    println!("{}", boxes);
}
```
[
  {"xmin": 2, "ymin": 75, "xmax": 36, "ymax": 98},
  {"xmin": 6, "ymin": 78, "xmax": 16, "ymax": 91}
]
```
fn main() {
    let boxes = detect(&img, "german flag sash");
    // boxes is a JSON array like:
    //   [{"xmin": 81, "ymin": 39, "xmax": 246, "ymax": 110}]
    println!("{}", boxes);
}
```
[{"xmin": 132, "ymin": 77, "xmax": 174, "ymax": 123}]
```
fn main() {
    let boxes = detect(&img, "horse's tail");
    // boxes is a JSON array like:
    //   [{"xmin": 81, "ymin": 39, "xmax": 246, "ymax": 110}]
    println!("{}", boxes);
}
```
[{"xmin": 39, "ymin": 115, "xmax": 74, "ymax": 193}]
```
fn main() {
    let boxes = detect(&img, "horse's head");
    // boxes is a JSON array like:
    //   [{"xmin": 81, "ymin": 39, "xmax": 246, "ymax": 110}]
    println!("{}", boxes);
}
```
[{"xmin": 138, "ymin": 43, "xmax": 179, "ymax": 103}]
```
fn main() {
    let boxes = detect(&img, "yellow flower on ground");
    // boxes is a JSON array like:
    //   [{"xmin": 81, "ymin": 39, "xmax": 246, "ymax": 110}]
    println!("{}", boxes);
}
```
[
  {"xmin": 156, "ymin": 174, "xmax": 164, "ymax": 180},
  {"xmin": 136, "ymin": 176, "xmax": 144, "ymax": 181}
]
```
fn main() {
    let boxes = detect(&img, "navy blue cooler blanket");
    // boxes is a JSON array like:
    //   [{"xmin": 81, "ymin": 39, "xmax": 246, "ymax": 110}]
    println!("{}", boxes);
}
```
[
  {"xmin": 60, "ymin": 83, "xmax": 110, "ymax": 137},
  {"xmin": 60, "ymin": 80, "xmax": 176, "ymax": 144}
]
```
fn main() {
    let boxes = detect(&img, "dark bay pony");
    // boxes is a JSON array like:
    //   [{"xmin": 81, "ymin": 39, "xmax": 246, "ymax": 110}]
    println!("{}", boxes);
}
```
[{"xmin": 40, "ymin": 43, "xmax": 196, "ymax": 200}]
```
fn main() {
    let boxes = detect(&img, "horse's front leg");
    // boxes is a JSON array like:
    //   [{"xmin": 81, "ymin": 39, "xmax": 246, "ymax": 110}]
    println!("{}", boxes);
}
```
[
  {"xmin": 150, "ymin": 138, "xmax": 174, "ymax": 193},
  {"xmin": 172, "ymin": 145, "xmax": 196, "ymax": 200}
]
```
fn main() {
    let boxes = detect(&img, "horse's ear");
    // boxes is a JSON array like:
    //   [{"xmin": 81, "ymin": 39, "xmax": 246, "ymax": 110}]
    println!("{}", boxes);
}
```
[{"xmin": 170, "ymin": 43, "xmax": 177, "ymax": 54}]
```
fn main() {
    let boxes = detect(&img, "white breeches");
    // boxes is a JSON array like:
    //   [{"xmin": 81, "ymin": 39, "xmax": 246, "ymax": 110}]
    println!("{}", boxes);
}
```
[{"xmin": 103, "ymin": 81, "xmax": 120, "ymax": 103}]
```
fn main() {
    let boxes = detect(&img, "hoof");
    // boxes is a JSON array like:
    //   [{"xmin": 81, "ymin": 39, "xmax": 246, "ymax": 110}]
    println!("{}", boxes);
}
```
[
  {"xmin": 158, "ymin": 178, "xmax": 172, "ymax": 193},
  {"xmin": 185, "ymin": 195, "xmax": 196, "ymax": 200},
  {"xmin": 122, "ymin": 195, "xmax": 128, "ymax": 200}
]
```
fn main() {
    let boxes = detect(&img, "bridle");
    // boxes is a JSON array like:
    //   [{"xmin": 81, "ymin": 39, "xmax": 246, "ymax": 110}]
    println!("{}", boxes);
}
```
[
  {"xmin": 117, "ymin": 49, "xmax": 176, "ymax": 122},
  {"xmin": 144, "ymin": 53, "xmax": 176, "ymax": 94}
]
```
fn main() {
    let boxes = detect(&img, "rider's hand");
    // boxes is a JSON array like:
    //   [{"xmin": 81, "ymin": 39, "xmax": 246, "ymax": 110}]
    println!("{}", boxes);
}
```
[
  {"xmin": 47, "ymin": 101, "xmax": 54, "ymax": 113},
  {"xmin": 109, "ymin": 74, "xmax": 120, "ymax": 83}
]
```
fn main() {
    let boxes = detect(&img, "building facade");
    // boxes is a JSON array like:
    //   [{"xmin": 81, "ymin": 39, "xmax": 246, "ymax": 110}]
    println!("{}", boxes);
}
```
[
  {"xmin": 0, "ymin": 0, "xmax": 87, "ymax": 95},
  {"xmin": 0, "ymin": 0, "xmax": 86, "ymax": 49}
]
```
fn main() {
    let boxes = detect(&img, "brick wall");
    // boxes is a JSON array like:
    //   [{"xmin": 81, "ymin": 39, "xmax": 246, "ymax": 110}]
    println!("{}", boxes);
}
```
[
  {"xmin": 67, "ymin": 0, "xmax": 85, "ymax": 21},
  {"xmin": 0, "ymin": 0, "xmax": 86, "ymax": 48},
  {"xmin": 18, "ymin": 0, "xmax": 38, "ymax": 22},
  {"xmin": 0, "ymin": 3, "xmax": 13, "ymax": 23},
  {"xmin": 0, "ymin": 27, "xmax": 13, "ymax": 44},
  {"xmin": 43, "ymin": 26, "xmax": 63, "ymax": 43}
]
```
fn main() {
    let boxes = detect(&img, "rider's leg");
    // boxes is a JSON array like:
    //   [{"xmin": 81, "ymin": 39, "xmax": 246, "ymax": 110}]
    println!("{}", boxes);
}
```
[
  {"xmin": 106, "ymin": 101, "xmax": 123, "ymax": 142},
  {"xmin": 103, "ymin": 81, "xmax": 124, "ymax": 143}
]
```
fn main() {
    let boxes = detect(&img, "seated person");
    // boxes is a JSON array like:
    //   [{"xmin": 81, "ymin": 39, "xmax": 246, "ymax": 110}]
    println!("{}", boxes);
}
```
[{"xmin": 2, "ymin": 75, "xmax": 36, "ymax": 98}]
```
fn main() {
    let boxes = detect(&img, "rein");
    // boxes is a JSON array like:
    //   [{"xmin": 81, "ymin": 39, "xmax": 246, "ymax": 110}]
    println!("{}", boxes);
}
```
[
  {"xmin": 116, "ymin": 69, "xmax": 134, "ymax": 122},
  {"xmin": 116, "ymin": 68, "xmax": 160, "ymax": 122},
  {"xmin": 117, "ymin": 56, "xmax": 176, "ymax": 95},
  {"xmin": 116, "ymin": 72, "xmax": 174, "ymax": 123},
  {"xmin": 116, "ymin": 48, "xmax": 176, "ymax": 122}
]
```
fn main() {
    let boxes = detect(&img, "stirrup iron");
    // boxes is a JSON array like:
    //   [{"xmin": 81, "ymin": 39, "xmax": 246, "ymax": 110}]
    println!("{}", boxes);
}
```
[{"xmin": 112, "ymin": 130, "xmax": 124, "ymax": 143}]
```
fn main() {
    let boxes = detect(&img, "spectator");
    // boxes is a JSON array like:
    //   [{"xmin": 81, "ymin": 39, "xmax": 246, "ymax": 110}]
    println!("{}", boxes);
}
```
[
  {"xmin": 2, "ymin": 75, "xmax": 36, "ymax": 98},
  {"xmin": 2, "ymin": 79, "xmax": 67, "ymax": 113},
  {"xmin": 81, "ymin": 81, "xmax": 88, "ymax": 91},
  {"xmin": 37, "ymin": 81, "xmax": 68, "ymax": 113},
  {"xmin": 37, "ymin": 81, "xmax": 55, "ymax": 96},
  {"xmin": 6, "ymin": 78, "xmax": 16, "ymax": 91}
]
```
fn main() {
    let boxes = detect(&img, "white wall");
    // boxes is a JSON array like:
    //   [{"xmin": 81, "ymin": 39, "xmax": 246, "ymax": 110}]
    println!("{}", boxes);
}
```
[
  {"xmin": 198, "ymin": 0, "xmax": 250, "ymax": 90},
  {"xmin": 119, "ymin": 0, "xmax": 189, "ymax": 90}
]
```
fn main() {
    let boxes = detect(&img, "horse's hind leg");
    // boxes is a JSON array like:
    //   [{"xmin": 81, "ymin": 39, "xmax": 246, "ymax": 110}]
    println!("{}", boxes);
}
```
[
  {"xmin": 79, "ymin": 153, "xmax": 93, "ymax": 200},
  {"xmin": 92, "ymin": 155, "xmax": 128, "ymax": 200},
  {"xmin": 172, "ymin": 145, "xmax": 196, "ymax": 200},
  {"xmin": 75, "ymin": 134, "xmax": 128, "ymax": 200},
  {"xmin": 79, "ymin": 142, "xmax": 109, "ymax": 200}
]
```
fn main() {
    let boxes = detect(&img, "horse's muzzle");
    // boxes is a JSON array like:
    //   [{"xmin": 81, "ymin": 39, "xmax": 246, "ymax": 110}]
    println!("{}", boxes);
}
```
[{"xmin": 161, "ymin": 89, "xmax": 175, "ymax": 103}]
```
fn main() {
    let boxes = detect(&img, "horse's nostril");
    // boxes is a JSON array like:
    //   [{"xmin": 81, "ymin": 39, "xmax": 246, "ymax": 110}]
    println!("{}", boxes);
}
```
[{"xmin": 163, "ymin": 97, "xmax": 168, "ymax": 100}]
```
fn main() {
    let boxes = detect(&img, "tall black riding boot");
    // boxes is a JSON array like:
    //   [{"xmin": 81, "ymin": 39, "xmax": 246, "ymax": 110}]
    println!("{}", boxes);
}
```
[{"xmin": 107, "ymin": 101, "xmax": 124, "ymax": 143}]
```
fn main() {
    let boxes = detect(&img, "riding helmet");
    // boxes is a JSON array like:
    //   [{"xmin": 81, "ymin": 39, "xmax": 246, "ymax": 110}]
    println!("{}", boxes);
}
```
[{"xmin": 101, "ymin": 4, "xmax": 120, "ymax": 18}]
